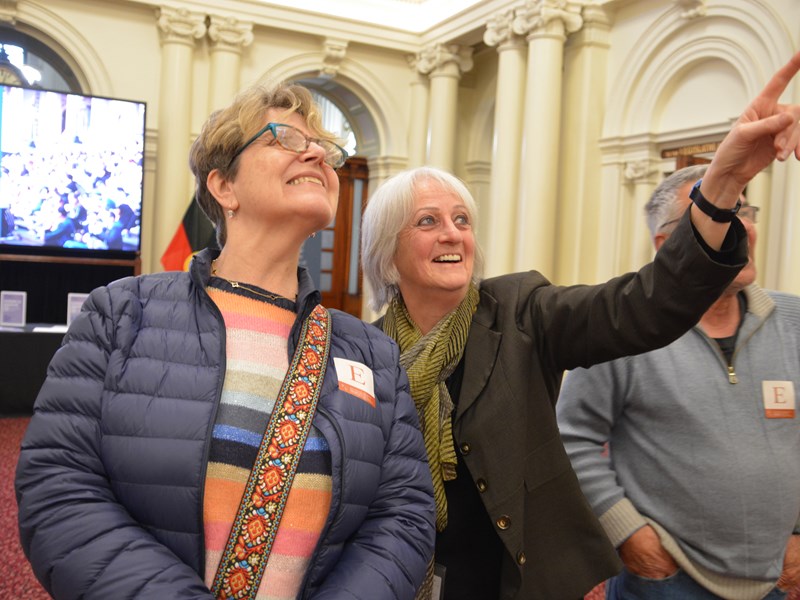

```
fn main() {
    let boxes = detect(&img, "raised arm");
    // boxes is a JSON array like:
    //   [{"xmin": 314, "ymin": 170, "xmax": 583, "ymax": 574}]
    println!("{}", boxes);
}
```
[{"xmin": 693, "ymin": 51, "xmax": 800, "ymax": 249}]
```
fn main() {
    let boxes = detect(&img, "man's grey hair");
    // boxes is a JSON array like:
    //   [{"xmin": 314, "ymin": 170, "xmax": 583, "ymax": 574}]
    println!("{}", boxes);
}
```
[
  {"xmin": 644, "ymin": 164, "xmax": 708, "ymax": 237},
  {"xmin": 361, "ymin": 166, "xmax": 485, "ymax": 311}
]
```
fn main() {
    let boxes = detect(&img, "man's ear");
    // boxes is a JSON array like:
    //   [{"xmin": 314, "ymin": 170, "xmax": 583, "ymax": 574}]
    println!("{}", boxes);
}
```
[
  {"xmin": 653, "ymin": 233, "xmax": 668, "ymax": 251},
  {"xmin": 207, "ymin": 169, "xmax": 238, "ymax": 212}
]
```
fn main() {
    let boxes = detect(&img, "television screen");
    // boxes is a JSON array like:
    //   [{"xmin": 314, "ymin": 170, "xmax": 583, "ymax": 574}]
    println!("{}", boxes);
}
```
[{"xmin": 0, "ymin": 85, "xmax": 145, "ymax": 258}]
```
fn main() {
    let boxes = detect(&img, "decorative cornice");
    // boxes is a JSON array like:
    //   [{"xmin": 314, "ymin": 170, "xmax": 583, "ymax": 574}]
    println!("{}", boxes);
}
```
[
  {"xmin": 156, "ymin": 7, "xmax": 206, "ymax": 46},
  {"xmin": 623, "ymin": 159, "xmax": 657, "ymax": 182},
  {"xmin": 320, "ymin": 38, "xmax": 348, "ymax": 78},
  {"xmin": 581, "ymin": 4, "xmax": 611, "ymax": 28},
  {"xmin": 513, "ymin": 0, "xmax": 584, "ymax": 39},
  {"xmin": 675, "ymin": 0, "xmax": 707, "ymax": 20},
  {"xmin": 0, "ymin": 0, "xmax": 17, "ymax": 25},
  {"xmin": 415, "ymin": 43, "xmax": 473, "ymax": 76},
  {"xmin": 207, "ymin": 15, "xmax": 253, "ymax": 52}
]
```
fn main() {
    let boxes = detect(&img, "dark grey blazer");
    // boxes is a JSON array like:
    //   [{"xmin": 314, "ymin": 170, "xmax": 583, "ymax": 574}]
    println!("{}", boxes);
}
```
[{"xmin": 389, "ymin": 212, "xmax": 748, "ymax": 600}]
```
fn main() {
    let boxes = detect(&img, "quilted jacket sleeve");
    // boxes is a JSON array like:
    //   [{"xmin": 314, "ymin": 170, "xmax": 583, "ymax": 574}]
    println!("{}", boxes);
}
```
[
  {"xmin": 14, "ymin": 285, "xmax": 213, "ymax": 600},
  {"xmin": 312, "ymin": 354, "xmax": 436, "ymax": 599}
]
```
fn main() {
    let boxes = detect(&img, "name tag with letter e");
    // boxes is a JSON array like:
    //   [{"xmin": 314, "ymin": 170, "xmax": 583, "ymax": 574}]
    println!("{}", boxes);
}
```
[
  {"xmin": 762, "ymin": 381, "xmax": 795, "ymax": 418},
  {"xmin": 334, "ymin": 358, "xmax": 375, "ymax": 407}
]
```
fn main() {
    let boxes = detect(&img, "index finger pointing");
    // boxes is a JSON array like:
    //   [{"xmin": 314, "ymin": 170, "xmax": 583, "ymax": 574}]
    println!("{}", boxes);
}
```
[{"xmin": 760, "ymin": 51, "xmax": 800, "ymax": 103}]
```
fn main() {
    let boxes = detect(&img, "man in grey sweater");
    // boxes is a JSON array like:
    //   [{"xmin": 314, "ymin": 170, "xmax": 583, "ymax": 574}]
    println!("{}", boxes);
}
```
[{"xmin": 556, "ymin": 164, "xmax": 800, "ymax": 600}]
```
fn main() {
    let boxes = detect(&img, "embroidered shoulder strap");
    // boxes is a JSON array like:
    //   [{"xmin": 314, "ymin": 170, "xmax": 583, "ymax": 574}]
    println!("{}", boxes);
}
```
[{"xmin": 211, "ymin": 304, "xmax": 332, "ymax": 599}]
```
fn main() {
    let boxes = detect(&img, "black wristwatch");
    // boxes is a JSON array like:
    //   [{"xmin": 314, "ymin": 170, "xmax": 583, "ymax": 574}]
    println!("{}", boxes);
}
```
[{"xmin": 689, "ymin": 179, "xmax": 742, "ymax": 223}]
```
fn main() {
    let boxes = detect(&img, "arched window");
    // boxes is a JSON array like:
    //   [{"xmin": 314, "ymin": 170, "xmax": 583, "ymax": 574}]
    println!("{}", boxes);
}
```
[
  {"xmin": 0, "ymin": 26, "xmax": 79, "ymax": 92},
  {"xmin": 311, "ymin": 91, "xmax": 357, "ymax": 157}
]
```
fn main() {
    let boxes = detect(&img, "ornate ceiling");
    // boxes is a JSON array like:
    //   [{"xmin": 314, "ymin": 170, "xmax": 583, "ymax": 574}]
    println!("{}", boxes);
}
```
[{"xmin": 256, "ymin": 0, "xmax": 484, "ymax": 33}]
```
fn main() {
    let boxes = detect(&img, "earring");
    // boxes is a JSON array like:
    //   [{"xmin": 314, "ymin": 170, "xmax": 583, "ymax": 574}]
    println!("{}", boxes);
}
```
[{"xmin": 226, "ymin": 209, "xmax": 235, "ymax": 219}]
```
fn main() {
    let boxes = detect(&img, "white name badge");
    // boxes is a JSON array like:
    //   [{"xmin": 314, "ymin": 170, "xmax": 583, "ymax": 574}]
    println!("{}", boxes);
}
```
[
  {"xmin": 762, "ymin": 381, "xmax": 796, "ymax": 419},
  {"xmin": 334, "ymin": 358, "xmax": 376, "ymax": 407}
]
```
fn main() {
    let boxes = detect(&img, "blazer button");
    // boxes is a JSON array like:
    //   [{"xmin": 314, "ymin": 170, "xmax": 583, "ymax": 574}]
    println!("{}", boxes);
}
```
[
  {"xmin": 476, "ymin": 478, "xmax": 488, "ymax": 492},
  {"xmin": 517, "ymin": 551, "xmax": 526, "ymax": 565},
  {"xmin": 460, "ymin": 443, "xmax": 471, "ymax": 455},
  {"xmin": 496, "ymin": 515, "xmax": 511, "ymax": 530}
]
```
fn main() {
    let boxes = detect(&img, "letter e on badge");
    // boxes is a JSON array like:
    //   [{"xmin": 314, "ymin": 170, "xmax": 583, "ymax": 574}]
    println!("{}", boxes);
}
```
[
  {"xmin": 334, "ymin": 358, "xmax": 376, "ymax": 407},
  {"xmin": 762, "ymin": 381, "xmax": 795, "ymax": 419}
]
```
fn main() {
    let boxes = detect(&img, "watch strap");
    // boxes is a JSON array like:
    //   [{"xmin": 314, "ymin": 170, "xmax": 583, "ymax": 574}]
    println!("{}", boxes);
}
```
[{"xmin": 689, "ymin": 179, "xmax": 741, "ymax": 223}]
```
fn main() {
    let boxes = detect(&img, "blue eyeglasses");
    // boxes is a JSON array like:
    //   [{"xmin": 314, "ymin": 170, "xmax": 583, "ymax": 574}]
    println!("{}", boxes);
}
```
[{"xmin": 228, "ymin": 122, "xmax": 348, "ymax": 169}]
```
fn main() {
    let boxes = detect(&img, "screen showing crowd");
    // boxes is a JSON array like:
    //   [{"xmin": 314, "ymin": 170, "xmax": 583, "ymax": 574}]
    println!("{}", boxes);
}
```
[{"xmin": 0, "ymin": 85, "xmax": 145, "ymax": 254}]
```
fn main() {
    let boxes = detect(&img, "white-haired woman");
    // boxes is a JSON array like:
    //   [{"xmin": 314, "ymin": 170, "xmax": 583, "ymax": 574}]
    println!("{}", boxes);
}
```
[{"xmin": 361, "ymin": 52, "xmax": 800, "ymax": 600}]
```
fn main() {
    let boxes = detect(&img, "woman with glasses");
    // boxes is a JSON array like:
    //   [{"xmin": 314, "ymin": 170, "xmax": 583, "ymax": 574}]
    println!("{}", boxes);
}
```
[
  {"xmin": 360, "ymin": 52, "xmax": 800, "ymax": 600},
  {"xmin": 15, "ymin": 82, "xmax": 435, "ymax": 600}
]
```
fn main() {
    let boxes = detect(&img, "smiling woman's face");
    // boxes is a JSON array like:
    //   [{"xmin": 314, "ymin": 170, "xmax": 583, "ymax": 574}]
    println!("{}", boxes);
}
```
[
  {"xmin": 393, "ymin": 179, "xmax": 475, "ymax": 306},
  {"xmin": 228, "ymin": 109, "xmax": 340, "ymax": 237}
]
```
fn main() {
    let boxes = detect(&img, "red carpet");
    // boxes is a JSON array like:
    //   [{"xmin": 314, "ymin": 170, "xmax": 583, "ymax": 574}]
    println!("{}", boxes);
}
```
[{"xmin": 1, "ymin": 417, "xmax": 50, "ymax": 599}]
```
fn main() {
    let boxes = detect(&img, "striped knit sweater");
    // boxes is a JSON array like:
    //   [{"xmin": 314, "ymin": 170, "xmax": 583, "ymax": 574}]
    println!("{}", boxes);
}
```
[{"xmin": 203, "ymin": 281, "xmax": 332, "ymax": 599}]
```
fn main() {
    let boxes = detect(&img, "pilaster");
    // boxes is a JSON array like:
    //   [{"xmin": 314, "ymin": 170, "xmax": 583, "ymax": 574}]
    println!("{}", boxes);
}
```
[
  {"xmin": 483, "ymin": 8, "xmax": 526, "ymax": 276},
  {"xmin": 154, "ymin": 7, "xmax": 205, "ymax": 268},
  {"xmin": 207, "ymin": 15, "xmax": 253, "ymax": 110},
  {"xmin": 415, "ymin": 43, "xmax": 473, "ymax": 171},
  {"xmin": 512, "ymin": 0, "xmax": 583, "ymax": 276}
]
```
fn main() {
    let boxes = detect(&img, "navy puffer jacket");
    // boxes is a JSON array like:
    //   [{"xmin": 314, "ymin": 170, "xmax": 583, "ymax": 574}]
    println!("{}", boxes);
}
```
[{"xmin": 15, "ymin": 249, "xmax": 435, "ymax": 600}]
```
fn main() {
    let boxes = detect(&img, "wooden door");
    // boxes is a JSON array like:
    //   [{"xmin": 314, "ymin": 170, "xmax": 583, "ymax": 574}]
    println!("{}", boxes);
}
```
[{"xmin": 319, "ymin": 157, "xmax": 368, "ymax": 317}]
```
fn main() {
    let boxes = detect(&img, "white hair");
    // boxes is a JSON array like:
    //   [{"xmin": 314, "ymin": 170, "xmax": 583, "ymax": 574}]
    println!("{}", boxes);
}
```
[{"xmin": 361, "ymin": 166, "xmax": 485, "ymax": 311}]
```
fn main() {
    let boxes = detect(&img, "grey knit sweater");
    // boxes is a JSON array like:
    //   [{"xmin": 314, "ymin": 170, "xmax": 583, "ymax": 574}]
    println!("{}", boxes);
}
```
[{"xmin": 557, "ymin": 284, "xmax": 800, "ymax": 600}]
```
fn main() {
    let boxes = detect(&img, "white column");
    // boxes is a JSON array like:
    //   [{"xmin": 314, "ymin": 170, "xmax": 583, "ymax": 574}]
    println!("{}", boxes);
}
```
[
  {"xmin": 406, "ymin": 55, "xmax": 431, "ymax": 169},
  {"xmin": 744, "ymin": 169, "xmax": 771, "ymax": 287},
  {"xmin": 154, "ymin": 7, "xmax": 205, "ymax": 270},
  {"xmin": 513, "ymin": 0, "xmax": 583, "ymax": 275},
  {"xmin": 463, "ymin": 159, "xmax": 492, "ymax": 254},
  {"xmin": 623, "ymin": 160, "xmax": 660, "ymax": 270},
  {"xmin": 555, "ymin": 4, "xmax": 611, "ymax": 284},
  {"xmin": 778, "ymin": 161, "xmax": 800, "ymax": 294},
  {"xmin": 777, "ymin": 73, "xmax": 800, "ymax": 294},
  {"xmin": 207, "ymin": 16, "xmax": 253, "ymax": 112},
  {"xmin": 483, "ymin": 9, "xmax": 527, "ymax": 277},
  {"xmin": 416, "ymin": 44, "xmax": 473, "ymax": 172}
]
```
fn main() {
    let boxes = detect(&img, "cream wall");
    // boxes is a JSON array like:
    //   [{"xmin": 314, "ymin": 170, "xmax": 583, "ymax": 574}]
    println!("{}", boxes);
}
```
[
  {"xmin": 597, "ymin": 0, "xmax": 799, "ymax": 293},
  {"xmin": 8, "ymin": 0, "xmax": 800, "ymax": 298}
]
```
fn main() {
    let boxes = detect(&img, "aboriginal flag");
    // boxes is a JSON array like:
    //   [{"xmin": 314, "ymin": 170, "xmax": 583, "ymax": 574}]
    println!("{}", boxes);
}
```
[{"xmin": 160, "ymin": 197, "xmax": 217, "ymax": 271}]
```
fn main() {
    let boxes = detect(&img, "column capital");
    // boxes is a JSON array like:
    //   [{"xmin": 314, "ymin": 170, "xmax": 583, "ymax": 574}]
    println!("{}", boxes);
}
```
[
  {"xmin": 208, "ymin": 15, "xmax": 253, "ymax": 53},
  {"xmin": 406, "ymin": 55, "xmax": 432, "ymax": 87},
  {"xmin": 484, "ymin": 9, "xmax": 525, "ymax": 50},
  {"xmin": 320, "ymin": 38, "xmax": 348, "ymax": 78},
  {"xmin": 415, "ymin": 43, "xmax": 473, "ymax": 77},
  {"xmin": 157, "ymin": 7, "xmax": 206, "ymax": 46},
  {"xmin": 513, "ymin": 0, "xmax": 584, "ymax": 39},
  {"xmin": 675, "ymin": 0, "xmax": 707, "ymax": 19},
  {"xmin": 581, "ymin": 3, "xmax": 611, "ymax": 28},
  {"xmin": 623, "ymin": 159, "xmax": 658, "ymax": 182},
  {"xmin": 0, "ymin": 0, "xmax": 18, "ymax": 25}
]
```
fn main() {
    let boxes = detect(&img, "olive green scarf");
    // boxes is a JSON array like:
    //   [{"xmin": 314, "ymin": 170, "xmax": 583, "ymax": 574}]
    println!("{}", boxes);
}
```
[{"xmin": 383, "ymin": 284, "xmax": 479, "ymax": 531}]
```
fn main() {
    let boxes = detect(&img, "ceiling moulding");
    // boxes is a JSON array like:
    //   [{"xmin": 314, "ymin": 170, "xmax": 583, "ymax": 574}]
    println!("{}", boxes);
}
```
[
  {"xmin": 127, "ymin": 0, "xmax": 524, "ymax": 50},
  {"xmin": 251, "ymin": 0, "xmax": 486, "ymax": 33},
  {"xmin": 132, "ymin": 0, "xmax": 422, "ymax": 52},
  {"xmin": 420, "ymin": 0, "xmax": 519, "ymax": 46}
]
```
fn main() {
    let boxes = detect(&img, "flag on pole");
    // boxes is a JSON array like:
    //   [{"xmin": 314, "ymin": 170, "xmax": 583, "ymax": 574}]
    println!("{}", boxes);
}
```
[{"xmin": 160, "ymin": 197, "xmax": 217, "ymax": 271}]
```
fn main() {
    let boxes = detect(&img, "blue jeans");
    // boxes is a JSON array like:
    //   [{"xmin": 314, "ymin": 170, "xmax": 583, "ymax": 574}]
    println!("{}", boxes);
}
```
[{"xmin": 605, "ymin": 568, "xmax": 787, "ymax": 600}]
